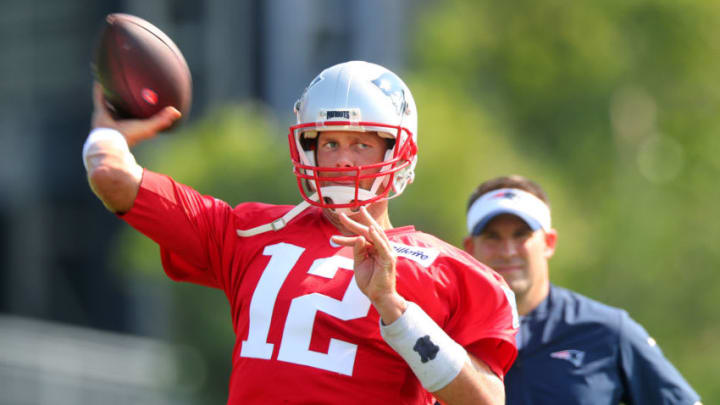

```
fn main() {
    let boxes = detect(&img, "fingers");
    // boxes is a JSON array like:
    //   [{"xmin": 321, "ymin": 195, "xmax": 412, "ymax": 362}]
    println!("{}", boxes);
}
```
[
  {"xmin": 91, "ymin": 79, "xmax": 181, "ymax": 134},
  {"xmin": 330, "ymin": 234, "xmax": 361, "ymax": 247},
  {"xmin": 104, "ymin": 106, "xmax": 180, "ymax": 147},
  {"xmin": 337, "ymin": 206, "xmax": 382, "ymax": 235},
  {"xmin": 367, "ymin": 219, "xmax": 394, "ymax": 260},
  {"xmin": 335, "ymin": 206, "xmax": 394, "ymax": 261},
  {"xmin": 91, "ymin": 82, "xmax": 116, "ymax": 129},
  {"xmin": 337, "ymin": 210, "xmax": 370, "ymax": 238},
  {"xmin": 92, "ymin": 82, "xmax": 104, "ymax": 110},
  {"xmin": 142, "ymin": 106, "xmax": 182, "ymax": 135},
  {"xmin": 357, "ymin": 207, "xmax": 389, "ymax": 248},
  {"xmin": 154, "ymin": 106, "xmax": 182, "ymax": 129},
  {"xmin": 331, "ymin": 234, "xmax": 373, "ymax": 267},
  {"xmin": 127, "ymin": 106, "xmax": 182, "ymax": 146}
]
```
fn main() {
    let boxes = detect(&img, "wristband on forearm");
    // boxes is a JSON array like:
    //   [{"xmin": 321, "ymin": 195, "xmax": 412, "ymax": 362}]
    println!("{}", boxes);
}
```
[
  {"xmin": 82, "ymin": 128, "xmax": 142, "ymax": 179},
  {"xmin": 380, "ymin": 301, "xmax": 470, "ymax": 392}
]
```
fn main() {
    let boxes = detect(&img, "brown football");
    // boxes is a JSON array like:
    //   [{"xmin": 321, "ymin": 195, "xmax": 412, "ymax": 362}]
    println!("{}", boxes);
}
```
[{"xmin": 93, "ymin": 13, "xmax": 192, "ymax": 122}]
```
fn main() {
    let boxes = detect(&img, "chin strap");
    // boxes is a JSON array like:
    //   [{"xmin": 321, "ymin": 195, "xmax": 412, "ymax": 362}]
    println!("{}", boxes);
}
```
[{"xmin": 236, "ymin": 195, "xmax": 316, "ymax": 237}]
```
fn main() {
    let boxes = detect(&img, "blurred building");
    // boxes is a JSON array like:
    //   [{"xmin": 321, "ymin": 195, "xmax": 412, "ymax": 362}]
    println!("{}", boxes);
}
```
[{"xmin": 0, "ymin": 0, "xmax": 414, "ymax": 403}]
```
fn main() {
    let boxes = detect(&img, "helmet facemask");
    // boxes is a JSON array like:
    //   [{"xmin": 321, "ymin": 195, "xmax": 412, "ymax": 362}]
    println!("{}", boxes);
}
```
[
  {"xmin": 288, "ymin": 122, "xmax": 417, "ymax": 212},
  {"xmin": 288, "ymin": 61, "xmax": 418, "ymax": 212}
]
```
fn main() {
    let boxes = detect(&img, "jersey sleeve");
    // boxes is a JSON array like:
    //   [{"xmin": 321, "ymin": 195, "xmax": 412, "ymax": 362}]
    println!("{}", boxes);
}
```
[
  {"xmin": 442, "ymin": 254, "xmax": 519, "ymax": 378},
  {"xmin": 618, "ymin": 311, "xmax": 701, "ymax": 404},
  {"xmin": 120, "ymin": 170, "xmax": 234, "ymax": 289}
]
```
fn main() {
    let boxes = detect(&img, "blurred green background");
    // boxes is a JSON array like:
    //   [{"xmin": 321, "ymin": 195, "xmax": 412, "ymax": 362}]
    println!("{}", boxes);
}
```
[{"xmin": 100, "ymin": 0, "xmax": 719, "ymax": 402}]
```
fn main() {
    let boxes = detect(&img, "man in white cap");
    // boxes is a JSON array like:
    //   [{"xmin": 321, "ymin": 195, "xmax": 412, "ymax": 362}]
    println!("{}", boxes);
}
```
[{"xmin": 463, "ymin": 174, "xmax": 701, "ymax": 405}]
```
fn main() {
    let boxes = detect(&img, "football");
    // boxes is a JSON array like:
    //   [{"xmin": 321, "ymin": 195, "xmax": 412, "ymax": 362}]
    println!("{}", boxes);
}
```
[{"xmin": 93, "ymin": 13, "xmax": 192, "ymax": 122}]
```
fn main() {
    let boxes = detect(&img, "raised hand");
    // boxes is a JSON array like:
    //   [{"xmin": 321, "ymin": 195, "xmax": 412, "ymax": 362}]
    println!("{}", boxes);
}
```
[
  {"xmin": 92, "ymin": 82, "xmax": 181, "ymax": 147},
  {"xmin": 85, "ymin": 82, "xmax": 180, "ymax": 213},
  {"xmin": 331, "ymin": 206, "xmax": 407, "ymax": 323}
]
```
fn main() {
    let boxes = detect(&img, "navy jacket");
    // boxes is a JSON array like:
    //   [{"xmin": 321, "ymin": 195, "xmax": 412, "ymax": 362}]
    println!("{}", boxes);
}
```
[{"xmin": 506, "ymin": 284, "xmax": 700, "ymax": 404}]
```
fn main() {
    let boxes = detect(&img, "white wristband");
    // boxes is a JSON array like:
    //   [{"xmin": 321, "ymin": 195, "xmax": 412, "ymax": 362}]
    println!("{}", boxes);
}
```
[
  {"xmin": 82, "ymin": 128, "xmax": 142, "ymax": 179},
  {"xmin": 380, "ymin": 301, "xmax": 469, "ymax": 392}
]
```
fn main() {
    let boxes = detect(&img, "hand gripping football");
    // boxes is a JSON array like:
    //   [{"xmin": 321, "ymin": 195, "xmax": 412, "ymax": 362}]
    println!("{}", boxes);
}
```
[{"xmin": 93, "ymin": 13, "xmax": 192, "ymax": 122}]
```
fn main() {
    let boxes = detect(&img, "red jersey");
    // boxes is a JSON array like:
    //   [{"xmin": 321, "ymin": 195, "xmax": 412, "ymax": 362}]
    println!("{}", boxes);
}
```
[{"xmin": 122, "ymin": 170, "xmax": 518, "ymax": 404}]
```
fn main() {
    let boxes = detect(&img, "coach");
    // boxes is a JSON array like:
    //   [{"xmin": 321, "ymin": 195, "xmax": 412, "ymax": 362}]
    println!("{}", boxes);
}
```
[{"xmin": 463, "ymin": 175, "xmax": 701, "ymax": 405}]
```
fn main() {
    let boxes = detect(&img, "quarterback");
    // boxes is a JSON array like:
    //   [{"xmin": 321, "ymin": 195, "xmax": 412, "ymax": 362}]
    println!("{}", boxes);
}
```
[{"xmin": 83, "ymin": 61, "xmax": 518, "ymax": 404}]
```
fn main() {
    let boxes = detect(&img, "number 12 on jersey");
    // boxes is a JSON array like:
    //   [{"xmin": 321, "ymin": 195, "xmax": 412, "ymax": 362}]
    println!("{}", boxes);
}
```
[{"xmin": 240, "ymin": 242, "xmax": 371, "ymax": 375}]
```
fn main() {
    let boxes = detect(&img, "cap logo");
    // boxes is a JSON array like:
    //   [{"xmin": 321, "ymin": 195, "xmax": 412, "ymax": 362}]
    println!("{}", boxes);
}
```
[
  {"xmin": 492, "ymin": 190, "xmax": 518, "ymax": 200},
  {"xmin": 466, "ymin": 187, "xmax": 552, "ymax": 234}
]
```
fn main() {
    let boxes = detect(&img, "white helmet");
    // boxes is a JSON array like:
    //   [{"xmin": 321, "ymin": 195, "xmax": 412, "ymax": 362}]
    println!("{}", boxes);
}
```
[{"xmin": 288, "ymin": 61, "xmax": 418, "ymax": 210}]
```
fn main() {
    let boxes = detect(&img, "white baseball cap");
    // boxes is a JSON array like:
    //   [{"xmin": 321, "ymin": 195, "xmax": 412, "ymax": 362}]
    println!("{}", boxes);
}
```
[{"xmin": 466, "ymin": 188, "xmax": 551, "ymax": 235}]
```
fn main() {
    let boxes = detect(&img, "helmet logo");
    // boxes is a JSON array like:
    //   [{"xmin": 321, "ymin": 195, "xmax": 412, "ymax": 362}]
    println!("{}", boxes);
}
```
[{"xmin": 372, "ymin": 73, "xmax": 408, "ymax": 116}]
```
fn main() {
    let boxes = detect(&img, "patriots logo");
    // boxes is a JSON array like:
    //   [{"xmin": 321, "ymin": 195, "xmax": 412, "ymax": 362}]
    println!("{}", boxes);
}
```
[
  {"xmin": 550, "ymin": 349, "xmax": 585, "ymax": 367},
  {"xmin": 492, "ymin": 190, "xmax": 517, "ymax": 200},
  {"xmin": 413, "ymin": 335, "xmax": 439, "ymax": 363},
  {"xmin": 372, "ymin": 73, "xmax": 408, "ymax": 115}
]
